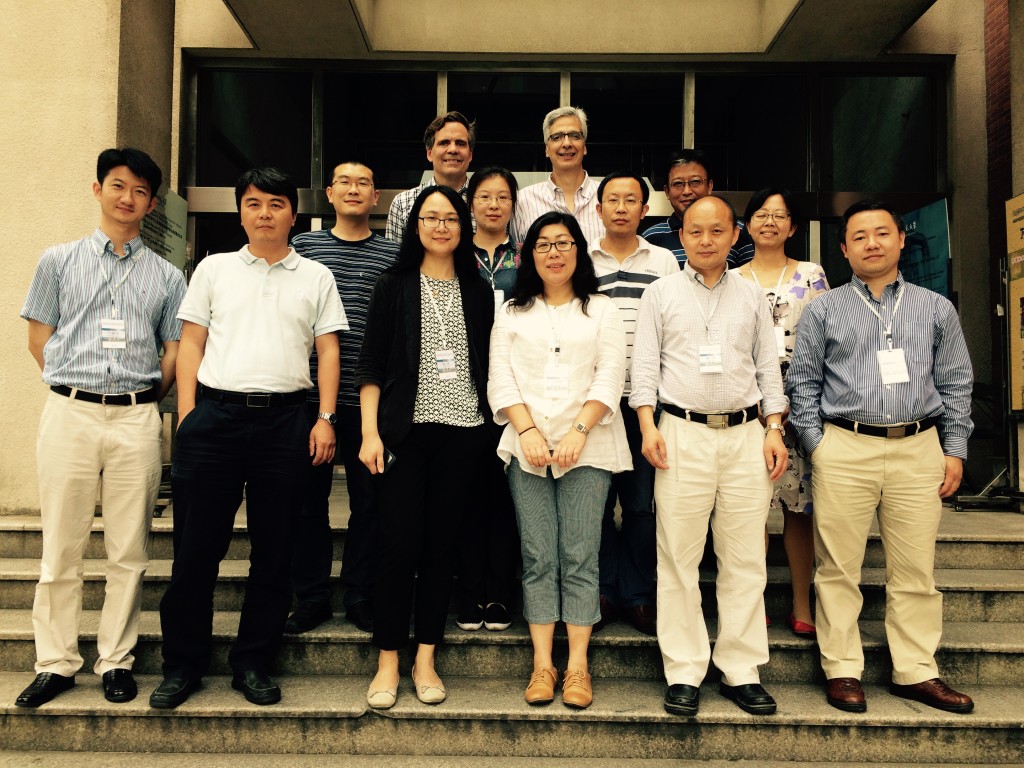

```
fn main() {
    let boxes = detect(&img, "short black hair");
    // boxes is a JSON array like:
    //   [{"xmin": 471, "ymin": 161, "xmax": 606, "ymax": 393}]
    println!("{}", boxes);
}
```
[
  {"xmin": 394, "ymin": 185, "xmax": 477, "ymax": 281},
  {"xmin": 743, "ymin": 188, "xmax": 801, "ymax": 230},
  {"xmin": 97, "ymin": 147, "xmax": 162, "ymax": 198},
  {"xmin": 424, "ymin": 111, "xmax": 476, "ymax": 151},
  {"xmin": 510, "ymin": 211, "xmax": 598, "ymax": 316},
  {"xmin": 840, "ymin": 199, "xmax": 906, "ymax": 242},
  {"xmin": 325, "ymin": 160, "xmax": 375, "ymax": 189},
  {"xmin": 234, "ymin": 167, "xmax": 298, "ymax": 212},
  {"xmin": 681, "ymin": 194, "xmax": 738, "ymax": 229},
  {"xmin": 597, "ymin": 171, "xmax": 650, "ymax": 205},
  {"xmin": 662, "ymin": 149, "xmax": 713, "ymax": 188}
]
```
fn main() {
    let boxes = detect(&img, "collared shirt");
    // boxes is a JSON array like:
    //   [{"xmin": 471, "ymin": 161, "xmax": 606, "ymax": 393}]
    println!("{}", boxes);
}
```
[
  {"xmin": 21, "ymin": 229, "xmax": 186, "ymax": 392},
  {"xmin": 786, "ymin": 273, "xmax": 974, "ymax": 458},
  {"xmin": 512, "ymin": 172, "xmax": 604, "ymax": 248},
  {"xmin": 474, "ymin": 238, "xmax": 520, "ymax": 297},
  {"xmin": 385, "ymin": 175, "xmax": 470, "ymax": 242},
  {"xmin": 291, "ymin": 229, "xmax": 398, "ymax": 407},
  {"xmin": 642, "ymin": 212, "xmax": 755, "ymax": 269},
  {"xmin": 590, "ymin": 235, "xmax": 680, "ymax": 395},
  {"xmin": 178, "ymin": 247, "xmax": 349, "ymax": 393},
  {"xmin": 628, "ymin": 264, "xmax": 787, "ymax": 416},
  {"xmin": 488, "ymin": 294, "xmax": 631, "ymax": 478}
]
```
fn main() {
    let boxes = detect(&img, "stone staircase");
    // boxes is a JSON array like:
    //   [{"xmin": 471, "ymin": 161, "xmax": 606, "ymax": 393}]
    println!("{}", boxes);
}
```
[{"xmin": 1, "ymin": 481, "xmax": 1023, "ymax": 765}]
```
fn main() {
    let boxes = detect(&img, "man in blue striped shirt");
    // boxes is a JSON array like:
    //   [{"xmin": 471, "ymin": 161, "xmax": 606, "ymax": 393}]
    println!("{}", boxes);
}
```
[
  {"xmin": 787, "ymin": 199, "xmax": 975, "ymax": 715},
  {"xmin": 18, "ymin": 148, "xmax": 186, "ymax": 708},
  {"xmin": 641, "ymin": 149, "xmax": 754, "ymax": 269},
  {"xmin": 285, "ymin": 161, "xmax": 398, "ymax": 635}
]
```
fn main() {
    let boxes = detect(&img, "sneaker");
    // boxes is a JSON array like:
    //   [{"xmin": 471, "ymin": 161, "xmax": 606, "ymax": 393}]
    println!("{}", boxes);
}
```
[
  {"xmin": 457, "ymin": 604, "xmax": 484, "ymax": 631},
  {"xmin": 483, "ymin": 602, "xmax": 512, "ymax": 631}
]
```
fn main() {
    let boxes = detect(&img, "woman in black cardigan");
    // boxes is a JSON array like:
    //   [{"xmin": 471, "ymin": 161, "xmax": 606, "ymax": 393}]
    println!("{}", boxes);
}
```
[{"xmin": 355, "ymin": 185, "xmax": 493, "ymax": 708}]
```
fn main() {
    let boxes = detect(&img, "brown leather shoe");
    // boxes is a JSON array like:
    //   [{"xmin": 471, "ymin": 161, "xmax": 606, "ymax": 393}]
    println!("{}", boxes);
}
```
[
  {"xmin": 524, "ymin": 668, "xmax": 558, "ymax": 705},
  {"xmin": 623, "ymin": 604, "xmax": 657, "ymax": 636},
  {"xmin": 889, "ymin": 678, "xmax": 974, "ymax": 713},
  {"xmin": 561, "ymin": 668, "xmax": 593, "ymax": 709},
  {"xmin": 826, "ymin": 677, "xmax": 866, "ymax": 712}
]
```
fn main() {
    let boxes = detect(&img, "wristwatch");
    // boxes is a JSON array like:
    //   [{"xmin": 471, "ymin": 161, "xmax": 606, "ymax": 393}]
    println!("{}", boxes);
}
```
[
  {"xmin": 317, "ymin": 412, "xmax": 337, "ymax": 425},
  {"xmin": 765, "ymin": 423, "xmax": 785, "ymax": 437},
  {"xmin": 573, "ymin": 422, "xmax": 590, "ymax": 436}
]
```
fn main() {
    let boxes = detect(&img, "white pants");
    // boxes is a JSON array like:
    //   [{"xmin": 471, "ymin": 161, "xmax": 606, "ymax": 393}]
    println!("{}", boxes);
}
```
[
  {"xmin": 33, "ymin": 391, "xmax": 161, "ymax": 676},
  {"xmin": 655, "ymin": 415, "xmax": 772, "ymax": 687}
]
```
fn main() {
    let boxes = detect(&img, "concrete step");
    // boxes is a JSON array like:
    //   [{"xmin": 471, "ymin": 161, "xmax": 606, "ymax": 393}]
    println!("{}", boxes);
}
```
[
  {"xmin": 4, "ymin": 759, "xmax": 1020, "ymax": 768},
  {"xmin": 0, "ymin": 673, "xmax": 1021, "ymax": 763},
  {"xmin": 3, "ymin": 557, "xmax": 1022, "ymax": 621},
  {"xmin": 1, "ymin": 609, "xmax": 1020, "ymax": 686}
]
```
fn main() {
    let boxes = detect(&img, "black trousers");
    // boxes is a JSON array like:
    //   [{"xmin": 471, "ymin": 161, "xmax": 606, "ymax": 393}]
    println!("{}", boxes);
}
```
[
  {"xmin": 290, "ymin": 403, "xmax": 377, "ymax": 608},
  {"xmin": 372, "ymin": 422, "xmax": 488, "ymax": 650},
  {"xmin": 160, "ymin": 396, "xmax": 308, "ymax": 677}
]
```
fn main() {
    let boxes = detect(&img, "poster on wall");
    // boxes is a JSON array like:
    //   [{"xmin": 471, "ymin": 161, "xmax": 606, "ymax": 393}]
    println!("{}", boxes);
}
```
[
  {"xmin": 141, "ymin": 185, "xmax": 188, "ymax": 271},
  {"xmin": 1006, "ymin": 193, "xmax": 1024, "ymax": 412},
  {"xmin": 900, "ymin": 199, "xmax": 950, "ymax": 297}
]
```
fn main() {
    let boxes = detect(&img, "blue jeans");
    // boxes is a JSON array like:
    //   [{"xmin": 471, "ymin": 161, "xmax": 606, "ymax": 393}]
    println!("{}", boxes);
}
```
[
  {"xmin": 507, "ymin": 459, "xmax": 611, "ymax": 626},
  {"xmin": 598, "ymin": 399, "xmax": 656, "ymax": 608}
]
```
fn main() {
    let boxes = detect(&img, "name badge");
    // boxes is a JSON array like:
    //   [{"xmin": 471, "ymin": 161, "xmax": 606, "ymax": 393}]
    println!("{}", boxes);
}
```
[
  {"xmin": 493, "ymin": 289, "xmax": 505, "ymax": 316},
  {"xmin": 544, "ymin": 362, "xmax": 570, "ymax": 398},
  {"xmin": 774, "ymin": 326, "xmax": 787, "ymax": 358},
  {"xmin": 101, "ymin": 318, "xmax": 127, "ymax": 349},
  {"xmin": 876, "ymin": 348, "xmax": 910, "ymax": 384},
  {"xmin": 436, "ymin": 349, "xmax": 457, "ymax": 380},
  {"xmin": 698, "ymin": 343, "xmax": 723, "ymax": 374}
]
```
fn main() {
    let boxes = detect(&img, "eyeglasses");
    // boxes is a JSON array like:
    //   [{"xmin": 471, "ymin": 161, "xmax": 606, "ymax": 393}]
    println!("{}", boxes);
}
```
[
  {"xmin": 750, "ymin": 210, "xmax": 791, "ymax": 223},
  {"xmin": 668, "ymin": 178, "xmax": 708, "ymax": 191},
  {"xmin": 535, "ymin": 240, "xmax": 576, "ymax": 253},
  {"xmin": 602, "ymin": 197, "xmax": 642, "ymax": 208},
  {"xmin": 546, "ymin": 131, "xmax": 584, "ymax": 144},
  {"xmin": 332, "ymin": 178, "xmax": 373, "ymax": 190},
  {"xmin": 473, "ymin": 194, "xmax": 513, "ymax": 206},
  {"xmin": 419, "ymin": 216, "xmax": 461, "ymax": 229}
]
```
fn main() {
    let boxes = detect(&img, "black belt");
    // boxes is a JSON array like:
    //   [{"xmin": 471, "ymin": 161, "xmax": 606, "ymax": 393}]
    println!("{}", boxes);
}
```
[
  {"xmin": 198, "ymin": 384, "xmax": 306, "ymax": 408},
  {"xmin": 51, "ymin": 385, "xmax": 156, "ymax": 406},
  {"xmin": 828, "ymin": 416, "xmax": 939, "ymax": 439},
  {"xmin": 661, "ymin": 402, "xmax": 759, "ymax": 429}
]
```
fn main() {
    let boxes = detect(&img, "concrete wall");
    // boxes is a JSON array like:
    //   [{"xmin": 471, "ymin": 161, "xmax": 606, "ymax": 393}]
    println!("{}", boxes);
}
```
[{"xmin": 0, "ymin": 2, "xmax": 175, "ymax": 512}]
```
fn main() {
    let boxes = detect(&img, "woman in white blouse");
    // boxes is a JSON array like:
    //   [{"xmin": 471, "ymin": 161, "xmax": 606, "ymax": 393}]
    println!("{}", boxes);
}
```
[{"xmin": 488, "ymin": 211, "xmax": 631, "ymax": 710}]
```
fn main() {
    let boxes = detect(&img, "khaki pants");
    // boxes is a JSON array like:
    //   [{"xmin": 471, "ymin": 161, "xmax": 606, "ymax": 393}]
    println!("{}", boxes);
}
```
[
  {"xmin": 811, "ymin": 422, "xmax": 945, "ymax": 685},
  {"xmin": 33, "ymin": 391, "xmax": 161, "ymax": 677}
]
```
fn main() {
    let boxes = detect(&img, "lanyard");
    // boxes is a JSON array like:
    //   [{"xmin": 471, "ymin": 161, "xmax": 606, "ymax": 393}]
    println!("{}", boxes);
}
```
[
  {"xmin": 541, "ymin": 296, "xmax": 571, "ymax": 361},
  {"xmin": 749, "ymin": 262, "xmax": 788, "ymax": 313},
  {"xmin": 855, "ymin": 283, "xmax": 905, "ymax": 350},
  {"xmin": 97, "ymin": 244, "xmax": 137, "ymax": 319},
  {"xmin": 420, "ymin": 273, "xmax": 456, "ymax": 348},
  {"xmin": 682, "ymin": 272, "xmax": 722, "ymax": 340}
]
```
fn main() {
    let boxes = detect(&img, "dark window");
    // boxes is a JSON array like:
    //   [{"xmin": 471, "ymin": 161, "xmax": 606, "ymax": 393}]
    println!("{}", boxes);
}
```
[
  {"xmin": 570, "ymin": 73, "xmax": 683, "ymax": 180},
  {"xmin": 323, "ymin": 71, "xmax": 437, "ymax": 190},
  {"xmin": 196, "ymin": 70, "xmax": 313, "ymax": 187}
]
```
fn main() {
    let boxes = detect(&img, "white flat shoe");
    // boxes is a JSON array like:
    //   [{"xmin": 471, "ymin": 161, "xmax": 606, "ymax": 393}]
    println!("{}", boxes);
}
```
[
  {"xmin": 367, "ymin": 682, "xmax": 397, "ymax": 709},
  {"xmin": 411, "ymin": 665, "xmax": 447, "ymax": 705}
]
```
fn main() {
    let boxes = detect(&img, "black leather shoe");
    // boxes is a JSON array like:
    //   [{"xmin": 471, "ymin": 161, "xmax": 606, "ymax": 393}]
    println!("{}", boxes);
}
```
[
  {"xmin": 102, "ymin": 669, "xmax": 137, "ymax": 703},
  {"xmin": 284, "ymin": 601, "xmax": 332, "ymax": 634},
  {"xmin": 346, "ymin": 601, "xmax": 374, "ymax": 633},
  {"xmin": 664, "ymin": 683, "xmax": 700, "ymax": 716},
  {"xmin": 593, "ymin": 595, "xmax": 618, "ymax": 633},
  {"xmin": 231, "ymin": 670, "xmax": 281, "ymax": 705},
  {"xmin": 15, "ymin": 672, "xmax": 75, "ymax": 708},
  {"xmin": 719, "ymin": 682, "xmax": 777, "ymax": 715},
  {"xmin": 149, "ymin": 675, "xmax": 201, "ymax": 709}
]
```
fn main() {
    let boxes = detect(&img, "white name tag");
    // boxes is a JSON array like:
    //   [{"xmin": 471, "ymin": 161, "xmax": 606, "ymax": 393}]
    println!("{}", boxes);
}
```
[
  {"xmin": 493, "ymin": 289, "xmax": 505, "ymax": 316},
  {"xmin": 436, "ymin": 348, "xmax": 457, "ymax": 380},
  {"xmin": 544, "ymin": 362, "xmax": 570, "ymax": 398},
  {"xmin": 699, "ymin": 343, "xmax": 723, "ymax": 374},
  {"xmin": 876, "ymin": 348, "xmax": 910, "ymax": 384},
  {"xmin": 101, "ymin": 318, "xmax": 127, "ymax": 349},
  {"xmin": 774, "ymin": 326, "xmax": 787, "ymax": 358}
]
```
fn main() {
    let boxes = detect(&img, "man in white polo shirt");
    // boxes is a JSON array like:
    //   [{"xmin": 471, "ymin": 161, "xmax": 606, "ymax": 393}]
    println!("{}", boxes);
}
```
[
  {"xmin": 589, "ymin": 171, "xmax": 678, "ymax": 636},
  {"xmin": 151, "ymin": 167, "xmax": 347, "ymax": 709}
]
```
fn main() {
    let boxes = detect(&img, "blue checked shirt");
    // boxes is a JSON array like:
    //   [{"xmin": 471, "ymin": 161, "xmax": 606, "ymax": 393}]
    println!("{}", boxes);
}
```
[
  {"xmin": 21, "ymin": 229, "xmax": 186, "ymax": 392},
  {"xmin": 385, "ymin": 176, "xmax": 469, "ymax": 242},
  {"xmin": 786, "ymin": 273, "xmax": 974, "ymax": 458}
]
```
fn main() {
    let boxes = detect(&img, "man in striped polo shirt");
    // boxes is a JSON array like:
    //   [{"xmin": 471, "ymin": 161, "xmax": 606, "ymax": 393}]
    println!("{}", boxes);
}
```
[
  {"xmin": 285, "ymin": 161, "xmax": 398, "ymax": 635},
  {"xmin": 18, "ymin": 147, "xmax": 186, "ymax": 707},
  {"xmin": 787, "ymin": 199, "xmax": 974, "ymax": 714},
  {"xmin": 589, "ymin": 171, "xmax": 679, "ymax": 636}
]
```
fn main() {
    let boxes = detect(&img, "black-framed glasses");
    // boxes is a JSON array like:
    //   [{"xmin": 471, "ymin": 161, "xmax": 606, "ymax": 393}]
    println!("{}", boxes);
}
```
[
  {"xmin": 750, "ymin": 210, "xmax": 791, "ymax": 223},
  {"xmin": 668, "ymin": 178, "xmax": 708, "ymax": 191},
  {"xmin": 419, "ymin": 216, "xmax": 461, "ymax": 229},
  {"xmin": 535, "ymin": 240, "xmax": 575, "ymax": 253},
  {"xmin": 546, "ymin": 131, "xmax": 584, "ymax": 144}
]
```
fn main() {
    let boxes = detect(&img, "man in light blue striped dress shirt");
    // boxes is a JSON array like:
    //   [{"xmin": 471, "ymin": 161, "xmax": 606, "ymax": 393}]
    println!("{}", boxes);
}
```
[
  {"xmin": 787, "ymin": 199, "xmax": 975, "ymax": 715},
  {"xmin": 17, "ymin": 148, "xmax": 186, "ymax": 708}
]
